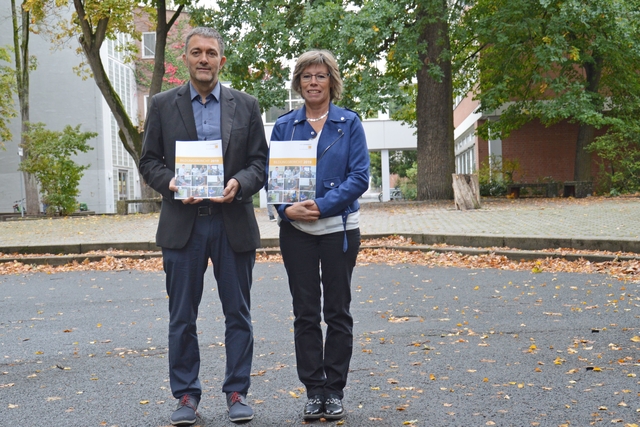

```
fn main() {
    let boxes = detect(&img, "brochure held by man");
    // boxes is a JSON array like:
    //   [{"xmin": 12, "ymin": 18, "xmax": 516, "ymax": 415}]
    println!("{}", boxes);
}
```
[{"xmin": 174, "ymin": 140, "xmax": 224, "ymax": 199}]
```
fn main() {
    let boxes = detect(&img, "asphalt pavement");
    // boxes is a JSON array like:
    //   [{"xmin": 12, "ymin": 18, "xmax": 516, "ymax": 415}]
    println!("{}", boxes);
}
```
[{"xmin": 2, "ymin": 263, "xmax": 639, "ymax": 427}]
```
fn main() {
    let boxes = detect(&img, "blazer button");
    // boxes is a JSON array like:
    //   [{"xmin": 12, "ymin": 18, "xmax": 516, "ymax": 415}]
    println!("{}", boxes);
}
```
[{"xmin": 330, "ymin": 182, "xmax": 335, "ymax": 187}]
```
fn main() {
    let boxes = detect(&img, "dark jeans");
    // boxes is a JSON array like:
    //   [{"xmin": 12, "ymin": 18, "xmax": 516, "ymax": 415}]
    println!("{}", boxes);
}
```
[
  {"xmin": 279, "ymin": 222, "xmax": 360, "ymax": 398},
  {"xmin": 162, "ymin": 210, "xmax": 255, "ymax": 399}
]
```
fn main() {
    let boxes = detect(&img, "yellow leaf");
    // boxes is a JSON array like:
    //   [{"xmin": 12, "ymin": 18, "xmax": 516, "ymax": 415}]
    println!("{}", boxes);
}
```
[
  {"xmin": 97, "ymin": 323, "xmax": 102, "ymax": 328},
  {"xmin": 289, "ymin": 391, "xmax": 299, "ymax": 398},
  {"xmin": 483, "ymin": 377, "xmax": 489, "ymax": 382},
  {"xmin": 429, "ymin": 374, "xmax": 436, "ymax": 381},
  {"xmin": 403, "ymin": 421, "xmax": 418, "ymax": 425},
  {"xmin": 630, "ymin": 336, "xmax": 640, "ymax": 342},
  {"xmin": 140, "ymin": 400, "xmax": 149, "ymax": 405}
]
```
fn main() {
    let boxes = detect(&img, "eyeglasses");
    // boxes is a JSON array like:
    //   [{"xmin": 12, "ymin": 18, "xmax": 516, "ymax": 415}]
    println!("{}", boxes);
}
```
[{"xmin": 301, "ymin": 73, "xmax": 330, "ymax": 83}]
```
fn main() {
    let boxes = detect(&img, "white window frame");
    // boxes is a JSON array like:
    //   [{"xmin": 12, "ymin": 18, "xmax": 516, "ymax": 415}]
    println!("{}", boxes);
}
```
[{"xmin": 142, "ymin": 32, "xmax": 156, "ymax": 58}]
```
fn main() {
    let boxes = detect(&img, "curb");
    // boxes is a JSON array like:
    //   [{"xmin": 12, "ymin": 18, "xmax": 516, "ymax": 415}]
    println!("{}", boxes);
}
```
[
  {"xmin": 1, "ymin": 234, "xmax": 638, "ymax": 266},
  {"xmin": 2, "ymin": 233, "xmax": 638, "ymax": 256}
]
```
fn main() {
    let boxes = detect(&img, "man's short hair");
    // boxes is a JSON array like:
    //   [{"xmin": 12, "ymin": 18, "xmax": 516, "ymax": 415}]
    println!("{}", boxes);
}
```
[{"xmin": 184, "ymin": 27, "xmax": 225, "ymax": 57}]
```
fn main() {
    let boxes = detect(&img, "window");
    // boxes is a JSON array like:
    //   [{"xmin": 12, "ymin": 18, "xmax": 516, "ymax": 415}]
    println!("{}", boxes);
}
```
[
  {"xmin": 265, "ymin": 89, "xmax": 304, "ymax": 123},
  {"xmin": 142, "ymin": 32, "xmax": 155, "ymax": 58},
  {"xmin": 144, "ymin": 95, "xmax": 149, "ymax": 119}
]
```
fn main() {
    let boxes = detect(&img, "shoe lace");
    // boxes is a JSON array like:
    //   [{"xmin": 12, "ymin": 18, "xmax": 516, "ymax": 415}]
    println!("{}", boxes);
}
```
[
  {"xmin": 179, "ymin": 394, "xmax": 197, "ymax": 411},
  {"xmin": 229, "ymin": 391, "xmax": 243, "ymax": 405}
]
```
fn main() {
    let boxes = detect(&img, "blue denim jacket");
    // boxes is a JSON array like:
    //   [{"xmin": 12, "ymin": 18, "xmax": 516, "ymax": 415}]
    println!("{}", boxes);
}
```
[{"xmin": 268, "ymin": 103, "xmax": 370, "ymax": 223}]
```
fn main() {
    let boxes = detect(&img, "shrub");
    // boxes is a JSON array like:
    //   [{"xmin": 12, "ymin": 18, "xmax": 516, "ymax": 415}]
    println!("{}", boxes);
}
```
[
  {"xmin": 478, "ymin": 155, "xmax": 520, "ymax": 196},
  {"xmin": 20, "ymin": 123, "xmax": 95, "ymax": 215}
]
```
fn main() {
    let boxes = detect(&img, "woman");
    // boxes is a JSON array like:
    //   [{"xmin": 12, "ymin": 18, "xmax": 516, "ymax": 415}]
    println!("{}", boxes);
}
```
[{"xmin": 269, "ymin": 50, "xmax": 370, "ymax": 420}]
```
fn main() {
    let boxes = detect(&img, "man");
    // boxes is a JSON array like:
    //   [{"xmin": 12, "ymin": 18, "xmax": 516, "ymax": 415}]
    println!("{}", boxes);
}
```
[{"xmin": 139, "ymin": 27, "xmax": 268, "ymax": 425}]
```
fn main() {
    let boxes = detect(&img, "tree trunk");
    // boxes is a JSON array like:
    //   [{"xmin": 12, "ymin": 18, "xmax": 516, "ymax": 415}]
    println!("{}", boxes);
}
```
[
  {"xmin": 139, "ymin": 170, "xmax": 160, "ymax": 213},
  {"xmin": 573, "ymin": 57, "xmax": 602, "ymax": 182},
  {"xmin": 416, "ymin": 0, "xmax": 455, "ymax": 200},
  {"xmin": 73, "ymin": 0, "xmax": 182, "ymax": 175},
  {"xmin": 12, "ymin": 0, "xmax": 40, "ymax": 214},
  {"xmin": 574, "ymin": 123, "xmax": 594, "ymax": 181},
  {"xmin": 452, "ymin": 174, "xmax": 480, "ymax": 210}
]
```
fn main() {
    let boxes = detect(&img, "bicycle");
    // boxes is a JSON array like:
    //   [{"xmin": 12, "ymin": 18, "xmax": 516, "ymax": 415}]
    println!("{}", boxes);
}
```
[
  {"xmin": 378, "ymin": 187, "xmax": 404, "ymax": 202},
  {"xmin": 12, "ymin": 199, "xmax": 26, "ymax": 215}
]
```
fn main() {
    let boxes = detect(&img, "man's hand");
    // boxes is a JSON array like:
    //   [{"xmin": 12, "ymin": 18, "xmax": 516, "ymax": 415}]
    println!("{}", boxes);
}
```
[
  {"xmin": 170, "ymin": 177, "xmax": 203, "ymax": 205},
  {"xmin": 284, "ymin": 199, "xmax": 321, "ymax": 223},
  {"xmin": 211, "ymin": 178, "xmax": 240, "ymax": 204}
]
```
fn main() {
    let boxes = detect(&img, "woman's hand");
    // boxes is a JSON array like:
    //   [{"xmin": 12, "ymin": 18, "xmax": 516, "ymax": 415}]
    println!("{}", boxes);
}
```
[{"xmin": 284, "ymin": 200, "xmax": 321, "ymax": 222}]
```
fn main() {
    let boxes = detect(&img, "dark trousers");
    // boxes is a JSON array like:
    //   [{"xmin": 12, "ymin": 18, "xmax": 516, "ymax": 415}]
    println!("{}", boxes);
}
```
[
  {"xmin": 162, "ymin": 210, "xmax": 255, "ymax": 399},
  {"xmin": 279, "ymin": 222, "xmax": 360, "ymax": 399}
]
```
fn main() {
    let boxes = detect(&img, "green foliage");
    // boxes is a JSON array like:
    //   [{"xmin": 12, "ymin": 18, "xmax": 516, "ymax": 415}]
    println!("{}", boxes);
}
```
[
  {"xmin": 477, "ymin": 155, "xmax": 520, "ymax": 196},
  {"xmin": 397, "ymin": 163, "xmax": 417, "ymax": 200},
  {"xmin": 19, "ymin": 123, "xmax": 95, "ymax": 215},
  {"xmin": 588, "ymin": 117, "xmax": 640, "ymax": 194},
  {"xmin": 368, "ymin": 150, "xmax": 417, "ymax": 190},
  {"xmin": 467, "ymin": 0, "xmax": 640, "ymax": 141},
  {"xmin": 369, "ymin": 151, "xmax": 382, "ymax": 188},
  {"xmin": 390, "ymin": 150, "xmax": 417, "ymax": 178},
  {"xmin": 0, "ymin": 46, "xmax": 17, "ymax": 147},
  {"xmin": 189, "ymin": 0, "xmax": 464, "ymax": 120}
]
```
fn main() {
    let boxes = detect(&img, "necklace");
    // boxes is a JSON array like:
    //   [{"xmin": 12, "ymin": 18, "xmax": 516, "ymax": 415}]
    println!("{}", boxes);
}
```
[{"xmin": 306, "ymin": 111, "xmax": 329, "ymax": 122}]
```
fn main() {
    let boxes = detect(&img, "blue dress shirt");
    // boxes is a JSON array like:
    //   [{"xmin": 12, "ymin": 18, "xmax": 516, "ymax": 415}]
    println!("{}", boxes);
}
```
[{"xmin": 189, "ymin": 81, "xmax": 221, "ymax": 141}]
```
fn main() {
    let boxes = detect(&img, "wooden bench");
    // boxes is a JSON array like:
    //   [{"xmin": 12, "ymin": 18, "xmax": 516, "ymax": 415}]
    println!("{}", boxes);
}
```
[
  {"xmin": 116, "ymin": 198, "xmax": 162, "ymax": 215},
  {"xmin": 507, "ymin": 182, "xmax": 559, "ymax": 198}
]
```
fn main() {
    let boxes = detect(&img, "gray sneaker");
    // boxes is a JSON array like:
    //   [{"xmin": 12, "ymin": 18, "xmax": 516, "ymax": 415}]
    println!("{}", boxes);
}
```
[
  {"xmin": 170, "ymin": 394, "xmax": 199, "ymax": 426},
  {"xmin": 226, "ymin": 391, "xmax": 254, "ymax": 423}
]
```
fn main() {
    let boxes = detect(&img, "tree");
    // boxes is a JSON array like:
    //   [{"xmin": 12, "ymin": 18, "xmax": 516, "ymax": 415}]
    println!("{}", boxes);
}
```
[
  {"xmin": 10, "ymin": 0, "xmax": 40, "ymax": 215},
  {"xmin": 24, "ymin": 0, "xmax": 191, "ymax": 200},
  {"xmin": 20, "ymin": 123, "xmax": 95, "ymax": 215},
  {"xmin": 0, "ymin": 46, "xmax": 17, "ymax": 147},
  {"xmin": 466, "ymin": 0, "xmax": 640, "ymax": 182},
  {"xmin": 191, "ymin": 0, "xmax": 467, "ymax": 200}
]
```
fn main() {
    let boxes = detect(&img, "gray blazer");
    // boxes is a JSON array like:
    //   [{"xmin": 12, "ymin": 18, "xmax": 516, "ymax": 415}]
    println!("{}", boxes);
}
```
[{"xmin": 139, "ymin": 84, "xmax": 268, "ymax": 252}]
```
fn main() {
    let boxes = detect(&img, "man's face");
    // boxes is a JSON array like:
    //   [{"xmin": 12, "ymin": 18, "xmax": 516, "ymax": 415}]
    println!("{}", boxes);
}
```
[{"xmin": 183, "ymin": 35, "xmax": 226, "ymax": 88}]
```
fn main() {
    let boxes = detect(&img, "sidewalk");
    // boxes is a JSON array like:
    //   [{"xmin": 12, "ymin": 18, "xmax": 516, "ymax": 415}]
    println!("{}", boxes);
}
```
[{"xmin": 1, "ymin": 196, "xmax": 639, "ymax": 256}]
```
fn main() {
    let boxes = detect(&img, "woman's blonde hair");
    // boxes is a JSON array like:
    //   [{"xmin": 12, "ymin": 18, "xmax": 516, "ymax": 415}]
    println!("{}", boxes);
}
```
[{"xmin": 291, "ymin": 50, "xmax": 343, "ymax": 101}]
